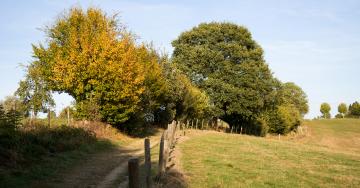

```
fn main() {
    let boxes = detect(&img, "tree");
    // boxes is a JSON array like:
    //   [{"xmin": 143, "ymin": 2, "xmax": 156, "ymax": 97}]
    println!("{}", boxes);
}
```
[
  {"xmin": 172, "ymin": 22, "xmax": 276, "ymax": 135},
  {"xmin": 348, "ymin": 101, "xmax": 360, "ymax": 117},
  {"xmin": 21, "ymin": 7, "xmax": 166, "ymax": 127},
  {"xmin": 277, "ymin": 82, "xmax": 309, "ymax": 116},
  {"xmin": 142, "ymin": 60, "xmax": 213, "ymax": 128},
  {"xmin": 263, "ymin": 104, "xmax": 301, "ymax": 134},
  {"xmin": 16, "ymin": 63, "xmax": 55, "ymax": 118},
  {"xmin": 337, "ymin": 103, "xmax": 347, "ymax": 118},
  {"xmin": 0, "ymin": 103, "xmax": 22, "ymax": 130},
  {"xmin": 320, "ymin": 103, "xmax": 331, "ymax": 119}
]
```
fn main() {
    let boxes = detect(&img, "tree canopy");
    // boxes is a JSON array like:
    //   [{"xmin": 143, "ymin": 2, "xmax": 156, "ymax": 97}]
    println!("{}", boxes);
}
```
[
  {"xmin": 348, "ymin": 101, "xmax": 360, "ymax": 117},
  {"xmin": 320, "ymin": 103, "xmax": 331, "ymax": 119},
  {"xmin": 337, "ymin": 103, "xmax": 347, "ymax": 118},
  {"xmin": 277, "ymin": 82, "xmax": 308, "ymax": 116},
  {"xmin": 17, "ymin": 7, "xmax": 210, "ymax": 129},
  {"xmin": 172, "ymin": 22, "xmax": 277, "ymax": 134},
  {"xmin": 17, "ymin": 9, "xmax": 308, "ymax": 135}
]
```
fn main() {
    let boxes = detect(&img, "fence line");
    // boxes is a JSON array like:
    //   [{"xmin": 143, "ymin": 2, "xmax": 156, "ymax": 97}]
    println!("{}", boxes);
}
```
[{"xmin": 127, "ymin": 119, "xmax": 220, "ymax": 188}]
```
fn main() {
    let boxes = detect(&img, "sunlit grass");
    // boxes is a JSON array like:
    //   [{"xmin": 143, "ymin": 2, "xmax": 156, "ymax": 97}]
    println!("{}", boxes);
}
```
[{"xmin": 179, "ymin": 119, "xmax": 360, "ymax": 187}]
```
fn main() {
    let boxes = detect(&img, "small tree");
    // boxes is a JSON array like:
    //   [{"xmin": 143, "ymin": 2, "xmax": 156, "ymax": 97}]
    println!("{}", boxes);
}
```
[
  {"xmin": 320, "ymin": 103, "xmax": 331, "ymax": 119},
  {"xmin": 337, "ymin": 103, "xmax": 347, "ymax": 118}
]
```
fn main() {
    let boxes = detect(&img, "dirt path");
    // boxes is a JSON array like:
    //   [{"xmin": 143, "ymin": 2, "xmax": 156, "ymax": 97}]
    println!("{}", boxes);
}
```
[{"xmin": 44, "ymin": 134, "xmax": 160, "ymax": 188}]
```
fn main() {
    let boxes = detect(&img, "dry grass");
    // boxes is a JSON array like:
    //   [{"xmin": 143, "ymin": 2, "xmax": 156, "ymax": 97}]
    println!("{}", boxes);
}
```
[
  {"xmin": 178, "ymin": 119, "xmax": 360, "ymax": 187},
  {"xmin": 72, "ymin": 120, "xmax": 136, "ymax": 145}
]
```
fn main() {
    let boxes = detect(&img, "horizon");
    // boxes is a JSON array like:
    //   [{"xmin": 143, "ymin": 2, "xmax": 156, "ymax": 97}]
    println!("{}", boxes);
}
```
[{"xmin": 1, "ymin": 0, "xmax": 359, "ymax": 118}]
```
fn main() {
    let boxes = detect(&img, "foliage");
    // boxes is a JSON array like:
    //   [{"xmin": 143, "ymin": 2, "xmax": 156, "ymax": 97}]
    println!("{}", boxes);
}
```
[
  {"xmin": 58, "ymin": 106, "xmax": 76, "ymax": 119},
  {"xmin": 149, "ymin": 61, "xmax": 212, "ymax": 127},
  {"xmin": 335, "ymin": 114, "xmax": 343, "ymax": 118},
  {"xmin": 16, "ymin": 63, "xmax": 55, "ymax": 117},
  {"xmin": 0, "ymin": 104, "xmax": 22, "ymax": 132},
  {"xmin": 261, "ymin": 104, "xmax": 301, "ymax": 134},
  {"xmin": 348, "ymin": 101, "xmax": 360, "ymax": 117},
  {"xmin": 21, "ymin": 7, "xmax": 168, "ymax": 127},
  {"xmin": 320, "ymin": 103, "xmax": 331, "ymax": 119},
  {"xmin": 1, "ymin": 95, "xmax": 28, "ymax": 117},
  {"xmin": 172, "ymin": 22, "xmax": 276, "ymax": 134},
  {"xmin": 337, "ymin": 103, "xmax": 347, "ymax": 118},
  {"xmin": 277, "ymin": 82, "xmax": 309, "ymax": 116},
  {"xmin": 73, "ymin": 96, "xmax": 102, "ymax": 121}
]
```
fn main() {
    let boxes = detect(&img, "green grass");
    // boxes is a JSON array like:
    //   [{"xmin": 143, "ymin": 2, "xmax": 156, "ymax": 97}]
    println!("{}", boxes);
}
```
[{"xmin": 179, "ymin": 119, "xmax": 360, "ymax": 188}]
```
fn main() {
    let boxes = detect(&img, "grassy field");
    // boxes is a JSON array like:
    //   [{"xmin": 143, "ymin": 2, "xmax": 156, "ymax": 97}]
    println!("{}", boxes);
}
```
[{"xmin": 179, "ymin": 119, "xmax": 360, "ymax": 187}]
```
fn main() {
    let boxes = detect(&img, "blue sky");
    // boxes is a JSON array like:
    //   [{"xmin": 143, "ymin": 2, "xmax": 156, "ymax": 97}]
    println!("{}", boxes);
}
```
[{"xmin": 0, "ymin": 0, "xmax": 359, "ymax": 118}]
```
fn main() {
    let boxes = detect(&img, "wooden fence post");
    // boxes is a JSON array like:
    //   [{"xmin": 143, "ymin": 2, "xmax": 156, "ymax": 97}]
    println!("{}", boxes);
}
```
[
  {"xmin": 128, "ymin": 158, "xmax": 140, "ymax": 188},
  {"xmin": 158, "ymin": 131, "xmax": 166, "ymax": 177},
  {"xmin": 144, "ymin": 138, "xmax": 151, "ymax": 188},
  {"xmin": 48, "ymin": 108, "xmax": 51, "ymax": 127}
]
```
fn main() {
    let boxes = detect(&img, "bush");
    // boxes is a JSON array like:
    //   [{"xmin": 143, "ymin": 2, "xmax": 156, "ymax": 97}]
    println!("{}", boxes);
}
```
[
  {"xmin": 264, "ymin": 104, "xmax": 301, "ymax": 135},
  {"xmin": 335, "ymin": 114, "xmax": 344, "ymax": 119}
]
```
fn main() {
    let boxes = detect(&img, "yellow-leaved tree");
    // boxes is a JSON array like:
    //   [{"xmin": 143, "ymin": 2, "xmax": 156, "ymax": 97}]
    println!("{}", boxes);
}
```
[{"xmin": 28, "ymin": 7, "xmax": 161, "ymax": 125}]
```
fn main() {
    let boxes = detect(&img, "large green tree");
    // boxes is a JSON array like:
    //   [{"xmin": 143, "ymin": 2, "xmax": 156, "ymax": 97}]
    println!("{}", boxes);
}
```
[{"xmin": 172, "ymin": 22, "xmax": 276, "ymax": 134}]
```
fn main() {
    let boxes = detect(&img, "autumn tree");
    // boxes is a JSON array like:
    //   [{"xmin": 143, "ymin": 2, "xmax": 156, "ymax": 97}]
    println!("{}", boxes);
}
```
[
  {"xmin": 18, "ymin": 7, "xmax": 165, "ymax": 127},
  {"xmin": 172, "ymin": 22, "xmax": 277, "ymax": 135},
  {"xmin": 320, "ymin": 103, "xmax": 331, "ymax": 119}
]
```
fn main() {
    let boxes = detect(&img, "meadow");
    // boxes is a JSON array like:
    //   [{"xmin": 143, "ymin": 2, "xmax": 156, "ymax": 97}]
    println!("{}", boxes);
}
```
[{"xmin": 178, "ymin": 119, "xmax": 360, "ymax": 187}]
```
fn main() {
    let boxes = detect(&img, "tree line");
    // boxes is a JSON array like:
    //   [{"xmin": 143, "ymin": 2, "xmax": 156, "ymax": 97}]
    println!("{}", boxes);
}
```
[
  {"xmin": 13, "ymin": 7, "xmax": 309, "ymax": 136},
  {"xmin": 320, "ymin": 101, "xmax": 360, "ymax": 119}
]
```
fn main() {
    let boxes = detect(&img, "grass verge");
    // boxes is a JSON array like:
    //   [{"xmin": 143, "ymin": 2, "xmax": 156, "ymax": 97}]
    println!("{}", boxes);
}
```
[{"xmin": 0, "ymin": 119, "xmax": 134, "ymax": 187}]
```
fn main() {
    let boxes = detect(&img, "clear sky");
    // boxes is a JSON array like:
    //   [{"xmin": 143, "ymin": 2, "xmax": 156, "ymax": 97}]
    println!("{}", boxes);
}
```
[{"xmin": 0, "ymin": 0, "xmax": 359, "ymax": 118}]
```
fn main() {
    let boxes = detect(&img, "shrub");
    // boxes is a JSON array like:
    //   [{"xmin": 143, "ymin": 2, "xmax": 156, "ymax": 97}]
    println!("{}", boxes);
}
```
[
  {"xmin": 264, "ymin": 104, "xmax": 301, "ymax": 134},
  {"xmin": 335, "ymin": 114, "xmax": 344, "ymax": 119}
]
